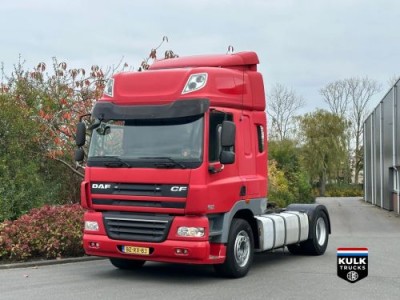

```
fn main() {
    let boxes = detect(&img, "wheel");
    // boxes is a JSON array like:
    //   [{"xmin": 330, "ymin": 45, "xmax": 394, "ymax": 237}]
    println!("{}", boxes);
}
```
[
  {"xmin": 109, "ymin": 258, "xmax": 146, "ymax": 270},
  {"xmin": 287, "ymin": 210, "xmax": 329, "ymax": 256},
  {"xmin": 214, "ymin": 218, "xmax": 254, "ymax": 278}
]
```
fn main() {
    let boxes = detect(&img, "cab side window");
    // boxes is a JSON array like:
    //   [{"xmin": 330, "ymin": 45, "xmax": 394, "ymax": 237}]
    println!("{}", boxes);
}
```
[{"xmin": 256, "ymin": 125, "xmax": 265, "ymax": 153}]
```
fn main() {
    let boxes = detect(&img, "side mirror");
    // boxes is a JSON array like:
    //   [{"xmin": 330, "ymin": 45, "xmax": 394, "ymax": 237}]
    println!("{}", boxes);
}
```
[
  {"xmin": 219, "ymin": 121, "xmax": 236, "ymax": 165},
  {"xmin": 220, "ymin": 150, "xmax": 235, "ymax": 164},
  {"xmin": 74, "ymin": 148, "xmax": 85, "ymax": 162},
  {"xmin": 76, "ymin": 122, "xmax": 86, "ymax": 147},
  {"xmin": 221, "ymin": 121, "xmax": 235, "ymax": 147}
]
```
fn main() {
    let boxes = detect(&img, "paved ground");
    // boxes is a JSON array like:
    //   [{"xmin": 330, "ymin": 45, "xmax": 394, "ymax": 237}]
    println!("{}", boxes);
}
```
[{"xmin": 0, "ymin": 197, "xmax": 399, "ymax": 300}]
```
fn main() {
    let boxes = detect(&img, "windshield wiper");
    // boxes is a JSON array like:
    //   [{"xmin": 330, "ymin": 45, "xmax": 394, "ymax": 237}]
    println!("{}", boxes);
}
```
[
  {"xmin": 95, "ymin": 156, "xmax": 132, "ymax": 168},
  {"xmin": 138, "ymin": 157, "xmax": 187, "ymax": 169}
]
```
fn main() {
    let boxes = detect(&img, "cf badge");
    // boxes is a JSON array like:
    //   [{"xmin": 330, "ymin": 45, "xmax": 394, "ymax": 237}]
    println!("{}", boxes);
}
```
[{"xmin": 170, "ymin": 186, "xmax": 187, "ymax": 192}]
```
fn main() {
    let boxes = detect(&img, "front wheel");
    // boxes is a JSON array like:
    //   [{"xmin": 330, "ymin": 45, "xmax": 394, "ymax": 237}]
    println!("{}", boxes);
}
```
[
  {"xmin": 109, "ymin": 258, "xmax": 146, "ymax": 270},
  {"xmin": 214, "ymin": 218, "xmax": 254, "ymax": 278}
]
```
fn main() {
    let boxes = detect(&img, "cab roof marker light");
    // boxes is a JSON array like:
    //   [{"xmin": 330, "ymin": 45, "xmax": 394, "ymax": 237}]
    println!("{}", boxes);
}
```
[
  {"xmin": 182, "ymin": 73, "xmax": 208, "ymax": 94},
  {"xmin": 104, "ymin": 78, "xmax": 114, "ymax": 97}
]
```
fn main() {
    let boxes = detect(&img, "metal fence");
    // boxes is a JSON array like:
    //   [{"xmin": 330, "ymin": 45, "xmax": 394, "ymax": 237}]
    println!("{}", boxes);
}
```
[{"xmin": 364, "ymin": 79, "xmax": 400, "ymax": 214}]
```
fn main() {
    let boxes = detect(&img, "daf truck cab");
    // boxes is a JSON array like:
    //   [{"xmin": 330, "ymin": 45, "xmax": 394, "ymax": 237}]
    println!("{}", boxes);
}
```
[{"xmin": 75, "ymin": 51, "xmax": 331, "ymax": 278}]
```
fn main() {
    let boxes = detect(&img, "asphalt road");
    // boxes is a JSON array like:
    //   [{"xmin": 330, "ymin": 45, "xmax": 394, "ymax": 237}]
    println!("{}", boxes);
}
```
[{"xmin": 1, "ymin": 197, "xmax": 400, "ymax": 300}]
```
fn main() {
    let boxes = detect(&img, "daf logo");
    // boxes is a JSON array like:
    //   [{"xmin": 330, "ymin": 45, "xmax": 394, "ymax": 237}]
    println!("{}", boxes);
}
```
[
  {"xmin": 92, "ymin": 183, "xmax": 111, "ymax": 189},
  {"xmin": 170, "ymin": 186, "xmax": 187, "ymax": 192}
]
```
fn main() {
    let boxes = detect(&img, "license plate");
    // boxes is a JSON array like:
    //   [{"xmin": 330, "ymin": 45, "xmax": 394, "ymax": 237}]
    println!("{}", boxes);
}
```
[{"xmin": 122, "ymin": 246, "xmax": 150, "ymax": 255}]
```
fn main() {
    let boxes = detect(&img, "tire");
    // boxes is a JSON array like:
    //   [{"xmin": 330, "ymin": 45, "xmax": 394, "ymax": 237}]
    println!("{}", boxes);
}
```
[
  {"xmin": 109, "ymin": 258, "xmax": 146, "ymax": 270},
  {"xmin": 214, "ymin": 218, "xmax": 254, "ymax": 278},
  {"xmin": 287, "ymin": 210, "xmax": 329, "ymax": 256}
]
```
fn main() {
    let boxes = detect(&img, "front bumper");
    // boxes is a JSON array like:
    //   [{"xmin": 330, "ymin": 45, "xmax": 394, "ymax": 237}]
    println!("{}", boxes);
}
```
[
  {"xmin": 84, "ymin": 234, "xmax": 226, "ymax": 264},
  {"xmin": 83, "ymin": 211, "xmax": 226, "ymax": 264}
]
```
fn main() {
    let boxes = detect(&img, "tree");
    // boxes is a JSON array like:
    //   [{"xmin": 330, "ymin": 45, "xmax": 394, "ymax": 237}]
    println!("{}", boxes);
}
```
[
  {"xmin": 388, "ymin": 75, "xmax": 399, "ymax": 87},
  {"xmin": 320, "ymin": 80, "xmax": 349, "ymax": 118},
  {"xmin": 1, "ymin": 36, "xmax": 177, "ymax": 179},
  {"xmin": 268, "ymin": 140, "xmax": 313, "ymax": 206},
  {"xmin": 268, "ymin": 160, "xmax": 291, "ymax": 208},
  {"xmin": 267, "ymin": 83, "xmax": 305, "ymax": 140},
  {"xmin": 2, "ymin": 57, "xmax": 108, "ymax": 180},
  {"xmin": 139, "ymin": 36, "xmax": 178, "ymax": 71},
  {"xmin": 0, "ymin": 37, "xmax": 178, "ymax": 218},
  {"xmin": 0, "ymin": 92, "xmax": 70, "ymax": 221},
  {"xmin": 320, "ymin": 80, "xmax": 352, "ymax": 182},
  {"xmin": 298, "ymin": 110, "xmax": 349, "ymax": 196},
  {"xmin": 347, "ymin": 77, "xmax": 381, "ymax": 183},
  {"xmin": 320, "ymin": 77, "xmax": 381, "ymax": 184}
]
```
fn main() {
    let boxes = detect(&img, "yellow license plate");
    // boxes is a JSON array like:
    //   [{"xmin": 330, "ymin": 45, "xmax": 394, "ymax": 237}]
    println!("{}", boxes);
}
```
[{"xmin": 123, "ymin": 246, "xmax": 150, "ymax": 255}]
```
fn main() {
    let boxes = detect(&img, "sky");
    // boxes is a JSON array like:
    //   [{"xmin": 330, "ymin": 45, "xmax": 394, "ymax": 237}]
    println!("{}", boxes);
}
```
[{"xmin": 1, "ymin": 0, "xmax": 399, "ymax": 113}]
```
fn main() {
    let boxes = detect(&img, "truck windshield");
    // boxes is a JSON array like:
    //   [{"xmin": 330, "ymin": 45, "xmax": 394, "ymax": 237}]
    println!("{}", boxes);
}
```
[{"xmin": 87, "ymin": 115, "xmax": 203, "ymax": 168}]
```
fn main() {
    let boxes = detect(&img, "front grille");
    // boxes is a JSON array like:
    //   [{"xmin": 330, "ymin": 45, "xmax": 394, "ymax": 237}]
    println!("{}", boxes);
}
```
[
  {"xmin": 93, "ymin": 198, "xmax": 185, "ymax": 209},
  {"xmin": 103, "ymin": 212, "xmax": 173, "ymax": 242}
]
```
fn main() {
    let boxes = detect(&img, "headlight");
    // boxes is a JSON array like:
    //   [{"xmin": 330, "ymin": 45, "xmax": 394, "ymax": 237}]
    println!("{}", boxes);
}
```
[
  {"xmin": 182, "ymin": 73, "xmax": 208, "ymax": 94},
  {"xmin": 177, "ymin": 226, "xmax": 205, "ymax": 237},
  {"xmin": 104, "ymin": 78, "xmax": 114, "ymax": 97},
  {"xmin": 85, "ymin": 221, "xmax": 99, "ymax": 231}
]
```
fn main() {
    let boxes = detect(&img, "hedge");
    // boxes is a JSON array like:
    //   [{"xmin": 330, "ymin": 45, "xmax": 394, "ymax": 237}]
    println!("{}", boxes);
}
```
[{"xmin": 0, "ymin": 204, "xmax": 84, "ymax": 261}]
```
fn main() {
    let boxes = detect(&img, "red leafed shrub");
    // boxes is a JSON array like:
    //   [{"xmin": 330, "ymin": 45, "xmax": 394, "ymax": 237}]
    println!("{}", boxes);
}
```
[{"xmin": 0, "ymin": 204, "xmax": 84, "ymax": 261}]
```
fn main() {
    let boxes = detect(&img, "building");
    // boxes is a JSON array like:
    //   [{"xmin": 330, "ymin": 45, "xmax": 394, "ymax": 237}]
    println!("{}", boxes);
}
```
[{"xmin": 363, "ymin": 79, "xmax": 400, "ymax": 214}]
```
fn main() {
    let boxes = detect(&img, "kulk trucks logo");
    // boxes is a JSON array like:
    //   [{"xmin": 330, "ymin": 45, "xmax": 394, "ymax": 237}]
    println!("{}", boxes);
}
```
[{"xmin": 337, "ymin": 248, "xmax": 368, "ymax": 283}]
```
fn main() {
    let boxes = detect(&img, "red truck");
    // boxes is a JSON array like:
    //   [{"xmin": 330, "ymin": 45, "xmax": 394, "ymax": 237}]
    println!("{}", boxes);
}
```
[{"xmin": 75, "ymin": 51, "xmax": 331, "ymax": 278}]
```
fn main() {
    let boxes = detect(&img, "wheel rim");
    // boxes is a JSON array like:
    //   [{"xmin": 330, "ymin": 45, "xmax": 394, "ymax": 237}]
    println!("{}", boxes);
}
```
[
  {"xmin": 315, "ymin": 217, "xmax": 327, "ymax": 246},
  {"xmin": 234, "ymin": 230, "xmax": 251, "ymax": 267}
]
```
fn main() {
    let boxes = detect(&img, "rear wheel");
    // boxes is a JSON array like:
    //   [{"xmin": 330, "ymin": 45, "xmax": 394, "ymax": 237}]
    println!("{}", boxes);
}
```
[
  {"xmin": 287, "ymin": 210, "xmax": 329, "ymax": 255},
  {"xmin": 214, "ymin": 218, "xmax": 254, "ymax": 278},
  {"xmin": 109, "ymin": 258, "xmax": 146, "ymax": 270}
]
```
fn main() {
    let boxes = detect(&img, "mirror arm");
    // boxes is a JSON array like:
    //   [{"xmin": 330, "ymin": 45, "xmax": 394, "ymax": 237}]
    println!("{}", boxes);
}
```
[{"xmin": 75, "ymin": 161, "xmax": 85, "ymax": 170}]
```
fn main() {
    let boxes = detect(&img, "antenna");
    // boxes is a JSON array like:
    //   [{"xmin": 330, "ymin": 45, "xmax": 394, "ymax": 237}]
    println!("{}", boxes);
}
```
[{"xmin": 226, "ymin": 45, "xmax": 234, "ymax": 54}]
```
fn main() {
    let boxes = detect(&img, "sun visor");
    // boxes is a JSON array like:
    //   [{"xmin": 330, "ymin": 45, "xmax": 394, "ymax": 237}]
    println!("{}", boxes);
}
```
[{"xmin": 92, "ymin": 99, "xmax": 210, "ymax": 120}]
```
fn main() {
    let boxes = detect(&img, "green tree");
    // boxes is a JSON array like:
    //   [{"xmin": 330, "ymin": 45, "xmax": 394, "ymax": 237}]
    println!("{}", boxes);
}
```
[
  {"xmin": 268, "ymin": 160, "xmax": 292, "ymax": 207},
  {"xmin": 0, "ymin": 93, "xmax": 69, "ymax": 221},
  {"xmin": 298, "ymin": 110, "xmax": 349, "ymax": 196},
  {"xmin": 268, "ymin": 139, "xmax": 313, "ymax": 206}
]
